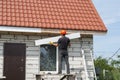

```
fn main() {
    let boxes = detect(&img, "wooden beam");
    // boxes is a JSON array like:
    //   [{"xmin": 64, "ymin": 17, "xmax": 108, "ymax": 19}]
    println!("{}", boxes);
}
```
[{"xmin": 35, "ymin": 33, "xmax": 80, "ymax": 46}]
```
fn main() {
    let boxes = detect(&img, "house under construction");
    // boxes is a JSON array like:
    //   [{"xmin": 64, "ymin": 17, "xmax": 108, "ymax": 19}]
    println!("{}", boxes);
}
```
[{"xmin": 0, "ymin": 0, "xmax": 107, "ymax": 80}]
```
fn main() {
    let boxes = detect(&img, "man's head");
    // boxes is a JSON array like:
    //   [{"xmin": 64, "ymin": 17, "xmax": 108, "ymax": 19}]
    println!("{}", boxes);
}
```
[{"xmin": 60, "ymin": 30, "xmax": 66, "ymax": 36}]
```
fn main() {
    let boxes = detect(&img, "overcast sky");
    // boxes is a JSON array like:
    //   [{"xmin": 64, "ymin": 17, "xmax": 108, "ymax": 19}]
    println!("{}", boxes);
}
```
[{"xmin": 92, "ymin": 0, "xmax": 120, "ymax": 59}]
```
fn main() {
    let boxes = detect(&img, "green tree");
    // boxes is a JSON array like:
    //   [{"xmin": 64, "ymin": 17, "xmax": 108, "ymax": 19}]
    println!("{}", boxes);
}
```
[
  {"xmin": 110, "ymin": 55, "xmax": 120, "ymax": 80},
  {"xmin": 94, "ymin": 56, "xmax": 120, "ymax": 80},
  {"xmin": 112, "ymin": 69, "xmax": 120, "ymax": 80},
  {"xmin": 94, "ymin": 56, "xmax": 114, "ymax": 80}
]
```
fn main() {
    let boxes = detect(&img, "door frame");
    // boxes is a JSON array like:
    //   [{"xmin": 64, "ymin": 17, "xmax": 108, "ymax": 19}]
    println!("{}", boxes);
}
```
[{"xmin": 3, "ymin": 43, "xmax": 26, "ymax": 80}]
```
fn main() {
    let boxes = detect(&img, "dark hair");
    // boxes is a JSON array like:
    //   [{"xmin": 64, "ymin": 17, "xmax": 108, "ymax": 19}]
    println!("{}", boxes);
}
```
[{"xmin": 62, "ymin": 34, "xmax": 65, "ymax": 36}]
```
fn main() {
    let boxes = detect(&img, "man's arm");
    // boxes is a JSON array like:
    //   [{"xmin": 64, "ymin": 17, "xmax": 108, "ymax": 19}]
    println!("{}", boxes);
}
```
[
  {"xmin": 68, "ymin": 38, "xmax": 71, "ymax": 47},
  {"xmin": 68, "ymin": 43, "xmax": 71, "ymax": 47},
  {"xmin": 49, "ymin": 41, "xmax": 58, "ymax": 47},
  {"xmin": 53, "ymin": 43, "xmax": 58, "ymax": 47}
]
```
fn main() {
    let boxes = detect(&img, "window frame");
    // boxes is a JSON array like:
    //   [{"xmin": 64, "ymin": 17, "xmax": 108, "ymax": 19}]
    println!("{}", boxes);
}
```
[{"xmin": 39, "ymin": 44, "xmax": 58, "ymax": 74}]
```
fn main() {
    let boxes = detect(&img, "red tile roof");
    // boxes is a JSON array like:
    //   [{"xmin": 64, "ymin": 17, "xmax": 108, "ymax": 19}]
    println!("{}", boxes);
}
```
[{"xmin": 0, "ymin": 0, "xmax": 107, "ymax": 32}]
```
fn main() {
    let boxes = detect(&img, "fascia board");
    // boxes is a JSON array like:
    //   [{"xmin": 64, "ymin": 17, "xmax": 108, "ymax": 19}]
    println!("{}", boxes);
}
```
[
  {"xmin": 41, "ymin": 29, "xmax": 107, "ymax": 35},
  {"xmin": 0, "ymin": 26, "xmax": 41, "ymax": 33}
]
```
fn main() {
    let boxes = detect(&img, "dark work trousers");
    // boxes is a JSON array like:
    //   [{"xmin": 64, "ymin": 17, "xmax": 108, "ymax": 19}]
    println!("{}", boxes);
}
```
[{"xmin": 58, "ymin": 50, "xmax": 70, "ymax": 74}]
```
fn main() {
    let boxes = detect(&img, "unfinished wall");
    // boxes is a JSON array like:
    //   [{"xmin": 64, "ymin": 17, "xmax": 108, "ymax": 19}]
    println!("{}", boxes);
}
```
[
  {"xmin": 68, "ymin": 35, "xmax": 94, "ymax": 80},
  {"xmin": 0, "ymin": 33, "xmax": 94, "ymax": 80},
  {"xmin": 0, "ymin": 33, "xmax": 43, "ymax": 80}
]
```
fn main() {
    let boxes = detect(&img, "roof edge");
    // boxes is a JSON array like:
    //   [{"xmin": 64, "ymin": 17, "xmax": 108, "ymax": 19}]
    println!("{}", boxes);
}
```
[
  {"xmin": 0, "ymin": 26, "xmax": 41, "ymax": 33},
  {"xmin": 41, "ymin": 28, "xmax": 107, "ymax": 36},
  {"xmin": 0, "ymin": 26, "xmax": 107, "ymax": 36},
  {"xmin": 90, "ymin": 0, "xmax": 108, "ymax": 31}
]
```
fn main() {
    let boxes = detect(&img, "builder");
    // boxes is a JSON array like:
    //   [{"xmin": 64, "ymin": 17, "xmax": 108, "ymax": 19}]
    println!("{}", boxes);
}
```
[{"xmin": 50, "ymin": 30, "xmax": 71, "ymax": 74}]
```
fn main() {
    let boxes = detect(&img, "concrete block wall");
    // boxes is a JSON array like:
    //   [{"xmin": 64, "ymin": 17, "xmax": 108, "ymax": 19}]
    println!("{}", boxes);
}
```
[
  {"xmin": 0, "ymin": 33, "xmax": 41, "ymax": 80},
  {"xmin": 0, "ymin": 33, "xmax": 94, "ymax": 80},
  {"xmin": 80, "ymin": 35, "xmax": 94, "ymax": 80},
  {"xmin": 68, "ymin": 35, "xmax": 94, "ymax": 80}
]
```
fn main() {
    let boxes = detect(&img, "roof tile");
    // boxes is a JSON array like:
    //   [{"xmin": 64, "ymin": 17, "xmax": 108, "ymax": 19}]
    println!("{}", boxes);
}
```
[
  {"xmin": 16, "ymin": 21, "xmax": 21, "ymax": 26},
  {"xmin": 3, "ymin": 21, "xmax": 7, "ymax": 25},
  {"xmin": 2, "ymin": 16, "xmax": 7, "ymax": 20},
  {"xmin": 0, "ymin": 0, "xmax": 107, "ymax": 32}
]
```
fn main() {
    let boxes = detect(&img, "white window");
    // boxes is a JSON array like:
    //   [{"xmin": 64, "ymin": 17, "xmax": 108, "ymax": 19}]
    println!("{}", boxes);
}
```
[{"xmin": 40, "ymin": 44, "xmax": 58, "ymax": 74}]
